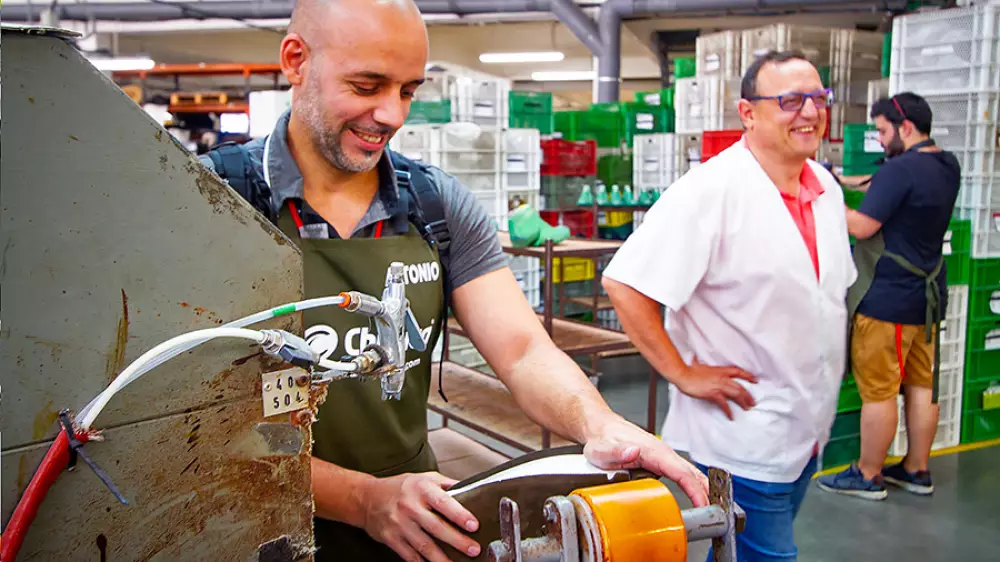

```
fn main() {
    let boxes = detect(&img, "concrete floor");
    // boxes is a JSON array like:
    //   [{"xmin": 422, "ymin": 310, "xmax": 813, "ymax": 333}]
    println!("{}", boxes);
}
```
[{"xmin": 431, "ymin": 354, "xmax": 1000, "ymax": 561}]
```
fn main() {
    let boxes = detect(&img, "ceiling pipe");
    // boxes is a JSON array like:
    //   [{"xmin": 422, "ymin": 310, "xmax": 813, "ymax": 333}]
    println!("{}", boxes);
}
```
[{"xmin": 549, "ymin": 0, "xmax": 604, "ymax": 56}]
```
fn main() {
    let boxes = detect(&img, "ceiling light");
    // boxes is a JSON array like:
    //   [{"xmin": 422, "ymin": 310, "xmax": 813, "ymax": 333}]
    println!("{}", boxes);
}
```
[
  {"xmin": 87, "ymin": 56, "xmax": 156, "ymax": 72},
  {"xmin": 531, "ymin": 70, "xmax": 595, "ymax": 82},
  {"xmin": 480, "ymin": 51, "xmax": 565, "ymax": 64}
]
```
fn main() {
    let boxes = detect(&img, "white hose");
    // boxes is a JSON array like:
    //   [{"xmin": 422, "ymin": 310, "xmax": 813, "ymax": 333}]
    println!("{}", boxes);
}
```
[
  {"xmin": 76, "ymin": 295, "xmax": 347, "ymax": 426},
  {"xmin": 79, "ymin": 328, "xmax": 266, "ymax": 429}
]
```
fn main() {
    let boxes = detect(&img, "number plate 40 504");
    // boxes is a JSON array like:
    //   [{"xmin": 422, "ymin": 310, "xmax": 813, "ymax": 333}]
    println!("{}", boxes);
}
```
[{"xmin": 261, "ymin": 367, "xmax": 310, "ymax": 417}]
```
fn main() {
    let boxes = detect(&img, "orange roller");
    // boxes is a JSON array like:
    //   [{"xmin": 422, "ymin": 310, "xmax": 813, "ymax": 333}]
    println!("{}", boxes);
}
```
[{"xmin": 570, "ymin": 479, "xmax": 688, "ymax": 562}]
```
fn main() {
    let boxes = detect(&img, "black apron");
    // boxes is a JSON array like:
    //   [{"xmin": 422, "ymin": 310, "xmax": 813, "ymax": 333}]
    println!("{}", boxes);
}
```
[
  {"xmin": 276, "ymin": 202, "xmax": 445, "ymax": 561},
  {"xmin": 845, "ymin": 140, "xmax": 944, "ymax": 400}
]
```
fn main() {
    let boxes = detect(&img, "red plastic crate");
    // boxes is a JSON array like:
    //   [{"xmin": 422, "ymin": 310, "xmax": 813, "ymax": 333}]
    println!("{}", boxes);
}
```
[
  {"xmin": 541, "ymin": 139, "xmax": 598, "ymax": 176},
  {"xmin": 541, "ymin": 209, "xmax": 595, "ymax": 238},
  {"xmin": 701, "ymin": 130, "xmax": 743, "ymax": 162}
]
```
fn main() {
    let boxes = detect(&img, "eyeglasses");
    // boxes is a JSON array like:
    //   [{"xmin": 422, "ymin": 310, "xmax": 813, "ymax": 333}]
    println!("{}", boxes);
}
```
[{"xmin": 745, "ymin": 88, "xmax": 834, "ymax": 112}]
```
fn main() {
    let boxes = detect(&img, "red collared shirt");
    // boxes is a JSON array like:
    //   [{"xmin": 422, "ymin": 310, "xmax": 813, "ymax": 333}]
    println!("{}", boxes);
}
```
[{"xmin": 780, "ymin": 165, "xmax": 826, "ymax": 280}]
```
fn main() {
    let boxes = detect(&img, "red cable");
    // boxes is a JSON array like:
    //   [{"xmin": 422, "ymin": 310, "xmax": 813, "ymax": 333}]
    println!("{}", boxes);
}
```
[
  {"xmin": 374, "ymin": 220, "xmax": 384, "ymax": 239},
  {"xmin": 287, "ymin": 201, "xmax": 305, "ymax": 230},
  {"xmin": 2, "ymin": 429, "xmax": 89, "ymax": 562}
]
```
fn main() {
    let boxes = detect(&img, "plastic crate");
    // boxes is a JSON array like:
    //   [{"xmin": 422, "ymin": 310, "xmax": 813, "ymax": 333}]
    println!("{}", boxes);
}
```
[
  {"xmin": 701, "ymin": 130, "xmax": 743, "ymax": 162},
  {"xmin": 390, "ymin": 124, "xmax": 442, "ymax": 166},
  {"xmin": 540, "ymin": 209, "xmax": 595, "ymax": 238},
  {"xmin": 843, "ymin": 124, "xmax": 883, "ymax": 154},
  {"xmin": 842, "ymin": 150, "xmax": 884, "ymax": 168},
  {"xmin": 509, "ymin": 91, "xmax": 553, "ymax": 115},
  {"xmin": 508, "ymin": 254, "xmax": 541, "ymax": 309},
  {"xmin": 965, "ymin": 320, "xmax": 1000, "ymax": 383},
  {"xmin": 501, "ymin": 129, "xmax": 542, "ymax": 193},
  {"xmin": 867, "ymin": 78, "xmax": 891, "ymax": 124},
  {"xmin": 953, "ymin": 176, "xmax": 1000, "ymax": 258},
  {"xmin": 922, "ymin": 92, "xmax": 1000, "ymax": 177},
  {"xmin": 453, "ymin": 78, "xmax": 510, "ymax": 127},
  {"xmin": 696, "ymin": 30, "xmax": 742, "ymax": 78},
  {"xmin": 945, "ymin": 220, "xmax": 973, "ymax": 285},
  {"xmin": 541, "ymin": 176, "xmax": 592, "ymax": 210},
  {"xmin": 838, "ymin": 376, "xmax": 862, "ymax": 413},
  {"xmin": 599, "ymin": 210, "xmax": 633, "ymax": 228},
  {"xmin": 675, "ymin": 78, "xmax": 704, "ymax": 134},
  {"xmin": 510, "ymin": 112, "xmax": 554, "ymax": 134},
  {"xmin": 597, "ymin": 309, "xmax": 623, "ymax": 331},
  {"xmin": 541, "ymin": 139, "xmax": 598, "ymax": 177},
  {"xmin": 741, "ymin": 24, "xmax": 836, "ymax": 76},
  {"xmin": 598, "ymin": 223, "xmax": 634, "ymax": 241},
  {"xmin": 623, "ymin": 102, "xmax": 674, "ymax": 145},
  {"xmin": 888, "ymin": 370, "xmax": 964, "ymax": 455},
  {"xmin": 635, "ymin": 88, "xmax": 674, "ymax": 108},
  {"xmin": 633, "ymin": 133, "xmax": 679, "ymax": 190},
  {"xmin": 674, "ymin": 56, "xmax": 696, "ymax": 79},
  {"xmin": 406, "ymin": 100, "xmax": 452, "ymax": 124},
  {"xmin": 552, "ymin": 257, "xmax": 596, "ymax": 284},
  {"xmin": 962, "ymin": 407, "xmax": 1000, "ymax": 443},
  {"xmin": 597, "ymin": 153, "xmax": 633, "ymax": 188},
  {"xmin": 579, "ymin": 105, "xmax": 625, "ymax": 149},
  {"xmin": 842, "ymin": 162, "xmax": 881, "ymax": 177},
  {"xmin": 970, "ymin": 258, "xmax": 1000, "ymax": 324},
  {"xmin": 889, "ymin": 3, "xmax": 1000, "ymax": 96},
  {"xmin": 701, "ymin": 76, "xmax": 743, "ymax": 131}
]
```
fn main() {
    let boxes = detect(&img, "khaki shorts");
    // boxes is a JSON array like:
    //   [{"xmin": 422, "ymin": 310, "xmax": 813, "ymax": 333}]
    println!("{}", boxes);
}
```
[{"xmin": 851, "ymin": 313, "xmax": 937, "ymax": 403}]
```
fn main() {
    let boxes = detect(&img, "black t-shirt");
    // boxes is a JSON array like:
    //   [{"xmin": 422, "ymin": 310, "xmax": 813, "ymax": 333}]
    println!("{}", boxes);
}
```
[{"xmin": 856, "ymin": 148, "xmax": 961, "ymax": 325}]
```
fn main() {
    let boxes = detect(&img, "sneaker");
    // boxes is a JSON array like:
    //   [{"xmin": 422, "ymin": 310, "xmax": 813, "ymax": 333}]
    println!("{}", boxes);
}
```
[
  {"xmin": 817, "ymin": 463, "xmax": 888, "ymax": 500},
  {"xmin": 882, "ymin": 462, "xmax": 934, "ymax": 496}
]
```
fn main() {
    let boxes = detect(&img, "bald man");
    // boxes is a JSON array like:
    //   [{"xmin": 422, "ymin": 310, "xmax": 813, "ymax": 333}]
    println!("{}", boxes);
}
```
[{"xmin": 201, "ymin": 1, "xmax": 708, "ymax": 561}]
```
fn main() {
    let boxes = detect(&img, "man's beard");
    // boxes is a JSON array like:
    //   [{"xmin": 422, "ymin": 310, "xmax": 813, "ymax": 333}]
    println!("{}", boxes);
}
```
[
  {"xmin": 298, "ymin": 79, "xmax": 388, "ymax": 173},
  {"xmin": 885, "ymin": 127, "xmax": 906, "ymax": 158}
]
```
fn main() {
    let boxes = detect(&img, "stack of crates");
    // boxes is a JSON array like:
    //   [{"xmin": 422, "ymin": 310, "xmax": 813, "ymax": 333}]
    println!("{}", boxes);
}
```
[
  {"xmin": 388, "ymin": 123, "xmax": 541, "ymax": 229},
  {"xmin": 539, "ymin": 138, "xmax": 598, "ymax": 213},
  {"xmin": 632, "ymin": 133, "xmax": 703, "ymax": 193},
  {"xmin": 412, "ymin": 64, "xmax": 511, "ymax": 128},
  {"xmin": 866, "ymin": 78, "xmax": 891, "ymax": 124},
  {"xmin": 695, "ymin": 31, "xmax": 742, "ymax": 132},
  {"xmin": 891, "ymin": 3, "xmax": 1000, "ymax": 443},
  {"xmin": 509, "ymin": 91, "xmax": 554, "ymax": 134}
]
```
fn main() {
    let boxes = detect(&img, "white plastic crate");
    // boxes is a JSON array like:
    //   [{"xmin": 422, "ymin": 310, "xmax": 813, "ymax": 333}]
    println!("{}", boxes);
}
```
[
  {"xmin": 390, "ymin": 125, "xmax": 442, "ymax": 166},
  {"xmin": 741, "ymin": 24, "xmax": 835, "ymax": 76},
  {"xmin": 866, "ymin": 78, "xmax": 891, "ymax": 124},
  {"xmin": 954, "ymin": 176, "xmax": 1000, "ymax": 257},
  {"xmin": 501, "ymin": 128, "xmax": 542, "ymax": 192},
  {"xmin": 835, "ymin": 29, "xmax": 886, "ymax": 73},
  {"xmin": 829, "ymin": 104, "xmax": 868, "ymax": 140},
  {"xmin": 696, "ymin": 30, "xmax": 743, "ymax": 78},
  {"xmin": 888, "ymin": 364, "xmax": 964, "ymax": 456},
  {"xmin": 597, "ymin": 309, "xmax": 622, "ymax": 332},
  {"xmin": 818, "ymin": 140, "xmax": 845, "ymax": 167},
  {"xmin": 453, "ymin": 78, "xmax": 511, "ymax": 128},
  {"xmin": 675, "ymin": 78, "xmax": 704, "ymax": 134},
  {"xmin": 633, "ymin": 133, "xmax": 678, "ymax": 190},
  {"xmin": 701, "ymin": 76, "xmax": 743, "ymax": 131},
  {"xmin": 508, "ymin": 255, "xmax": 541, "ymax": 309},
  {"xmin": 940, "ymin": 285, "xmax": 970, "ymax": 369},
  {"xmin": 923, "ymin": 92, "xmax": 1000, "ymax": 177},
  {"xmin": 889, "ymin": 4, "xmax": 1000, "ymax": 95}
]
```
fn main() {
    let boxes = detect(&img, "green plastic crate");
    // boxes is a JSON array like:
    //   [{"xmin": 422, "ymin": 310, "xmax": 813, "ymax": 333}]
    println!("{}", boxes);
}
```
[
  {"xmin": 961, "ymin": 408, "xmax": 1000, "ymax": 444},
  {"xmin": 843, "ymin": 124, "xmax": 882, "ymax": 154},
  {"xmin": 554, "ymin": 110, "xmax": 582, "ymax": 139},
  {"xmin": 579, "ymin": 105, "xmax": 625, "ymax": 148},
  {"xmin": 597, "ymin": 154, "xmax": 632, "ymax": 188},
  {"xmin": 843, "ymin": 150, "xmax": 883, "ymax": 168},
  {"xmin": 969, "ymin": 258, "xmax": 1000, "ymax": 324},
  {"xmin": 965, "ymin": 320, "xmax": 1000, "ymax": 384},
  {"xmin": 822, "ymin": 435, "xmax": 861, "ymax": 469},
  {"xmin": 819, "ymin": 65, "xmax": 831, "ymax": 88},
  {"xmin": 843, "ymin": 187, "xmax": 866, "ymax": 210},
  {"xmin": 510, "ymin": 111, "xmax": 554, "ymax": 134},
  {"xmin": 635, "ymin": 88, "xmax": 675, "ymax": 108},
  {"xmin": 674, "ymin": 56, "xmax": 696, "ymax": 79},
  {"xmin": 945, "ymin": 220, "xmax": 972, "ymax": 285},
  {"xmin": 838, "ymin": 377, "xmax": 862, "ymax": 413},
  {"xmin": 622, "ymin": 102, "xmax": 673, "ymax": 146},
  {"xmin": 842, "ymin": 163, "xmax": 881, "ymax": 177},
  {"xmin": 406, "ymin": 100, "xmax": 451, "ymax": 124},
  {"xmin": 509, "ymin": 91, "xmax": 553, "ymax": 114},
  {"xmin": 541, "ymin": 176, "xmax": 593, "ymax": 209},
  {"xmin": 831, "ymin": 410, "xmax": 862, "ymax": 438},
  {"xmin": 882, "ymin": 32, "xmax": 892, "ymax": 78}
]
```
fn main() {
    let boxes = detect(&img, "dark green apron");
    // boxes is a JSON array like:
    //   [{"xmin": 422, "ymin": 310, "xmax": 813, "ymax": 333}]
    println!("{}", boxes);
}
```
[
  {"xmin": 277, "ymin": 206, "xmax": 445, "ymax": 561},
  {"xmin": 845, "ymin": 203, "xmax": 945, "ymax": 402}
]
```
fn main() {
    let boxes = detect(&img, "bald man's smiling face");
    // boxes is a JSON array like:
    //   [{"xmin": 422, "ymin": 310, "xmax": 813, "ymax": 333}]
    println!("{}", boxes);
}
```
[{"xmin": 283, "ymin": 0, "xmax": 429, "ymax": 173}]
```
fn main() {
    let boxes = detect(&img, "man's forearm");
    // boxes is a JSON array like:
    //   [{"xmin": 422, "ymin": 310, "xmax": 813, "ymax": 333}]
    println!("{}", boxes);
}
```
[
  {"xmin": 311, "ymin": 457, "xmax": 375, "ymax": 526},
  {"xmin": 498, "ymin": 341, "xmax": 620, "ymax": 445},
  {"xmin": 604, "ymin": 280, "xmax": 688, "ymax": 383}
]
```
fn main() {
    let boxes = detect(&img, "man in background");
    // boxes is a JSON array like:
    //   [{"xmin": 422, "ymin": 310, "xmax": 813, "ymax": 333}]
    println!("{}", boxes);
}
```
[
  {"xmin": 819, "ymin": 93, "xmax": 960, "ymax": 500},
  {"xmin": 603, "ymin": 51, "xmax": 856, "ymax": 561}
]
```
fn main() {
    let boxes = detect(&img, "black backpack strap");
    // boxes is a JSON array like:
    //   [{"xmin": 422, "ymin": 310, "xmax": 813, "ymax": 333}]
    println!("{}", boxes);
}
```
[
  {"xmin": 204, "ymin": 141, "xmax": 275, "ymax": 222},
  {"xmin": 391, "ymin": 151, "xmax": 451, "ymax": 402}
]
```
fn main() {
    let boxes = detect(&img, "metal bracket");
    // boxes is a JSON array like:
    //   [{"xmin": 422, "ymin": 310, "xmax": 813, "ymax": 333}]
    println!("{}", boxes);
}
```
[{"xmin": 709, "ymin": 468, "xmax": 739, "ymax": 562}]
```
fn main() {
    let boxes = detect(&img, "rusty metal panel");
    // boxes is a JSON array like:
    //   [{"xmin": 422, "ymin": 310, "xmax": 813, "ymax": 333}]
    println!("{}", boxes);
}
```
[{"xmin": 1, "ymin": 25, "xmax": 314, "ymax": 560}]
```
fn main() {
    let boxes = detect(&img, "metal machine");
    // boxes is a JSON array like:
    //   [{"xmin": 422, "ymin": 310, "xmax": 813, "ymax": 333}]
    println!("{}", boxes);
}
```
[
  {"xmin": 0, "ymin": 24, "xmax": 421, "ymax": 561},
  {"xmin": 487, "ymin": 468, "xmax": 744, "ymax": 562}
]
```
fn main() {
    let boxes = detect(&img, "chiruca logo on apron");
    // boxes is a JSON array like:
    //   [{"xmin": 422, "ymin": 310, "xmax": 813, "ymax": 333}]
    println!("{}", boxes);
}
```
[
  {"xmin": 305, "ymin": 319, "xmax": 436, "ymax": 361},
  {"xmin": 391, "ymin": 261, "xmax": 441, "ymax": 286}
]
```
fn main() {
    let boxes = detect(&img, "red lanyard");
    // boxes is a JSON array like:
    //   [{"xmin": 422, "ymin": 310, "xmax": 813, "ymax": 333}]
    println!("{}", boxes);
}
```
[{"xmin": 287, "ymin": 200, "xmax": 383, "ymax": 239}]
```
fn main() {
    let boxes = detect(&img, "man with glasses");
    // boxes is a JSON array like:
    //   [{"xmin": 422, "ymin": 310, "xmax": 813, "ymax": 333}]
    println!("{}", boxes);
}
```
[
  {"xmin": 818, "ymin": 93, "xmax": 959, "ymax": 500},
  {"xmin": 602, "ymin": 51, "xmax": 855, "ymax": 561}
]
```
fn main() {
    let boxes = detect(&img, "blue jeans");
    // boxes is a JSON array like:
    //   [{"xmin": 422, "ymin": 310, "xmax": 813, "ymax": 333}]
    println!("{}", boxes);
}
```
[{"xmin": 695, "ymin": 456, "xmax": 818, "ymax": 562}]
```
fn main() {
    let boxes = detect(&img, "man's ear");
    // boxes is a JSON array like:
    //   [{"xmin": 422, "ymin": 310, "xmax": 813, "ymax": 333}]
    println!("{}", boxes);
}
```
[
  {"xmin": 737, "ymin": 99, "xmax": 755, "ymax": 131},
  {"xmin": 280, "ymin": 33, "xmax": 309, "ymax": 87}
]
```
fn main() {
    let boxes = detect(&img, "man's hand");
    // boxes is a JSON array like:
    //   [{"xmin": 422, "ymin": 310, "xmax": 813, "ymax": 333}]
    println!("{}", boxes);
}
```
[
  {"xmin": 583, "ymin": 415, "xmax": 710, "ymax": 507},
  {"xmin": 674, "ymin": 359, "xmax": 757, "ymax": 420},
  {"xmin": 361, "ymin": 472, "xmax": 481, "ymax": 562}
]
